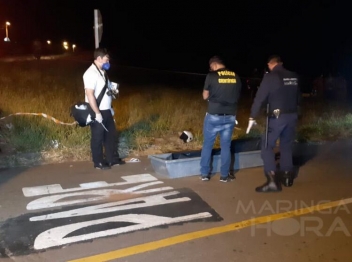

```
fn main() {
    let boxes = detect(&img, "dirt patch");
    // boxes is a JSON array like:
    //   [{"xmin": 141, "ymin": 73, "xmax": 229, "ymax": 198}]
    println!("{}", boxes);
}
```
[
  {"xmin": 104, "ymin": 192, "xmax": 143, "ymax": 202},
  {"xmin": 57, "ymin": 192, "xmax": 141, "ymax": 204},
  {"xmin": 131, "ymin": 134, "xmax": 202, "ymax": 157}
]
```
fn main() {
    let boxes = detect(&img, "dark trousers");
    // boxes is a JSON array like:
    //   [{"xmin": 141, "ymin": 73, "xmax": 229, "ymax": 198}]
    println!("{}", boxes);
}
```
[
  {"xmin": 90, "ymin": 109, "xmax": 117, "ymax": 164},
  {"xmin": 261, "ymin": 114, "xmax": 297, "ymax": 173}
]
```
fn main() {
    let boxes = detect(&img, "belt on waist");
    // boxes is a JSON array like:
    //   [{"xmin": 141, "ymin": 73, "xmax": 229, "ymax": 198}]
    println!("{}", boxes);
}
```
[
  {"xmin": 209, "ymin": 113, "xmax": 234, "ymax": 116},
  {"xmin": 269, "ymin": 109, "xmax": 297, "ymax": 114},
  {"xmin": 268, "ymin": 109, "xmax": 297, "ymax": 118}
]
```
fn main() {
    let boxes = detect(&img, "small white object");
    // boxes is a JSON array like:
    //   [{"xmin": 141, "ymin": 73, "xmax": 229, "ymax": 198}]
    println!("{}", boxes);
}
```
[
  {"xmin": 51, "ymin": 140, "xmax": 59, "ymax": 149},
  {"xmin": 75, "ymin": 104, "xmax": 87, "ymax": 110},
  {"xmin": 110, "ymin": 82, "xmax": 119, "ymax": 93},
  {"xmin": 126, "ymin": 158, "xmax": 141, "ymax": 163},
  {"xmin": 246, "ymin": 119, "xmax": 257, "ymax": 134},
  {"xmin": 180, "ymin": 131, "xmax": 193, "ymax": 143},
  {"xmin": 86, "ymin": 114, "xmax": 93, "ymax": 125}
]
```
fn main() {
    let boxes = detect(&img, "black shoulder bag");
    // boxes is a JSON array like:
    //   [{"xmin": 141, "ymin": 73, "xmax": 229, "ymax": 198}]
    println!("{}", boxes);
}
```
[{"xmin": 70, "ymin": 64, "xmax": 108, "ymax": 127}]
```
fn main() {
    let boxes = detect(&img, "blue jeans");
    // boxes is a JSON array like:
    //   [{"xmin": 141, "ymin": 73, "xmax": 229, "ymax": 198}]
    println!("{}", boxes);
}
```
[{"xmin": 200, "ymin": 113, "xmax": 236, "ymax": 178}]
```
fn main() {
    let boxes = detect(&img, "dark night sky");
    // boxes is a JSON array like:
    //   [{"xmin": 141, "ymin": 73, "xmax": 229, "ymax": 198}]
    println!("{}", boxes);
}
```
[{"xmin": 1, "ymin": 0, "xmax": 351, "ymax": 77}]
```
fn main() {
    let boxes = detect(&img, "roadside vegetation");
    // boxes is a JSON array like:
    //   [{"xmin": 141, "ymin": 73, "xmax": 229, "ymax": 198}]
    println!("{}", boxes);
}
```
[{"xmin": 1, "ymin": 59, "xmax": 351, "ymax": 165}]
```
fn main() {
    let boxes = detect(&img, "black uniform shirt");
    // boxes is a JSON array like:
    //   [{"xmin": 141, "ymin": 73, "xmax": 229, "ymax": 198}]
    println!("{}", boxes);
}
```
[
  {"xmin": 204, "ymin": 68, "xmax": 242, "ymax": 115},
  {"xmin": 250, "ymin": 64, "xmax": 301, "ymax": 118}
]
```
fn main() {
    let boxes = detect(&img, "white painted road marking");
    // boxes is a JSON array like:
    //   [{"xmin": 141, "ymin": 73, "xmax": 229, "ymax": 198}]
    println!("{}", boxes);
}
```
[
  {"xmin": 26, "ymin": 182, "xmax": 173, "ymax": 210},
  {"xmin": 15, "ymin": 174, "xmax": 218, "ymax": 253},
  {"xmin": 22, "ymin": 174, "xmax": 157, "ymax": 197},
  {"xmin": 33, "ymin": 213, "xmax": 212, "ymax": 250},
  {"xmin": 29, "ymin": 191, "xmax": 190, "ymax": 221}
]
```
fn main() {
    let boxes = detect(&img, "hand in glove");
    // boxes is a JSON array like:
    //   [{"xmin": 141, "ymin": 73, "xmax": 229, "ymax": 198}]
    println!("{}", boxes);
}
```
[
  {"xmin": 95, "ymin": 113, "xmax": 103, "ymax": 123},
  {"xmin": 246, "ymin": 118, "xmax": 257, "ymax": 134}
]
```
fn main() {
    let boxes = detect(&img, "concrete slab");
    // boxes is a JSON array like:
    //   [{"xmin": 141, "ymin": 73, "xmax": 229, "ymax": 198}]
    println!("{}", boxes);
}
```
[{"xmin": 148, "ymin": 150, "xmax": 263, "ymax": 178}]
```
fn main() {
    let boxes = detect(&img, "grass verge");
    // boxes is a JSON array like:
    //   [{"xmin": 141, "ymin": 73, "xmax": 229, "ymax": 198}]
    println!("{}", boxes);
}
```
[{"xmin": 0, "ymin": 58, "xmax": 351, "ymax": 166}]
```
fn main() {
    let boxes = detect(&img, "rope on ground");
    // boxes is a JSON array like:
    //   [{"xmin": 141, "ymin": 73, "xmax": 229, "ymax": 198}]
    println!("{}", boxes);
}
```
[{"xmin": 0, "ymin": 113, "xmax": 77, "ymax": 126}]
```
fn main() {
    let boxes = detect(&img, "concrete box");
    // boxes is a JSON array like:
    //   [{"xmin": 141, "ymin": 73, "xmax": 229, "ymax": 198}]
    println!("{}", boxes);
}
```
[{"xmin": 148, "ymin": 138, "xmax": 263, "ymax": 178}]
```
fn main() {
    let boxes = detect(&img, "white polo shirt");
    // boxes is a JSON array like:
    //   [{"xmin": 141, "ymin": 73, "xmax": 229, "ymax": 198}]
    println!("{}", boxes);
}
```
[{"xmin": 83, "ymin": 63, "xmax": 112, "ymax": 110}]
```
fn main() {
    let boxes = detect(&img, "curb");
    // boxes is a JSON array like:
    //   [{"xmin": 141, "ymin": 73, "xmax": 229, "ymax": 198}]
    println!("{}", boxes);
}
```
[{"xmin": 0, "ymin": 141, "xmax": 327, "ymax": 169}]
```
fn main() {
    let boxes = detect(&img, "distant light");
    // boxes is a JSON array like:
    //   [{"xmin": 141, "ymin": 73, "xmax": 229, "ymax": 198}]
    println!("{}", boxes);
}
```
[
  {"xmin": 4, "ymin": 22, "xmax": 10, "ymax": 41},
  {"xmin": 47, "ymin": 40, "xmax": 51, "ymax": 44},
  {"xmin": 63, "ymin": 41, "xmax": 69, "ymax": 50}
]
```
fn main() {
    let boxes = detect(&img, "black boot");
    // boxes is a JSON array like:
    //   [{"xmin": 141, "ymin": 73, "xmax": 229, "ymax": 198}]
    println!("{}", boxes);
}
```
[
  {"xmin": 255, "ymin": 172, "xmax": 282, "ymax": 193},
  {"xmin": 281, "ymin": 171, "xmax": 294, "ymax": 187}
]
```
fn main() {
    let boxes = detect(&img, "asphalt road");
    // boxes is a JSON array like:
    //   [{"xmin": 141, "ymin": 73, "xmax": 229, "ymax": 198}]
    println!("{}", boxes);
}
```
[{"xmin": 0, "ymin": 140, "xmax": 351, "ymax": 262}]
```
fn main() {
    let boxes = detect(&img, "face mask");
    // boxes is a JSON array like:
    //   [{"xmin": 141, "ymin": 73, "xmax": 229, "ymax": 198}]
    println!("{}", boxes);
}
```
[{"xmin": 102, "ymin": 62, "xmax": 110, "ymax": 70}]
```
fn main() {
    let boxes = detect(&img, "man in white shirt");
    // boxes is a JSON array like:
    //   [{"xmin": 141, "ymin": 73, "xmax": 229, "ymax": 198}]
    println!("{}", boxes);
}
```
[{"xmin": 83, "ymin": 48, "xmax": 125, "ymax": 169}]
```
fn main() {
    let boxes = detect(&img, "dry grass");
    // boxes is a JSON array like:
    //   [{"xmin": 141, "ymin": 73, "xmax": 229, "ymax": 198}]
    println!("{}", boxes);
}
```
[
  {"xmin": 296, "ymin": 99, "xmax": 352, "ymax": 142},
  {"xmin": 0, "ymin": 58, "xmax": 352, "ymax": 165}
]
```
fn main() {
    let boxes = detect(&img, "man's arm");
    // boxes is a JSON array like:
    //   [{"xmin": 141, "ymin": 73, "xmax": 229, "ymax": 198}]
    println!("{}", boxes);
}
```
[
  {"xmin": 203, "ymin": 90, "xmax": 209, "ymax": 100},
  {"xmin": 250, "ymin": 74, "xmax": 271, "ymax": 118},
  {"xmin": 85, "ymin": 89, "xmax": 100, "ymax": 114},
  {"xmin": 202, "ymin": 74, "xmax": 211, "ymax": 100},
  {"xmin": 83, "ymin": 72, "xmax": 100, "ymax": 114}
]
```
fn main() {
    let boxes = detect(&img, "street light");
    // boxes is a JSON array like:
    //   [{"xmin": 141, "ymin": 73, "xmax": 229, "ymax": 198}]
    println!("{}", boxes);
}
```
[
  {"xmin": 72, "ymin": 44, "xmax": 76, "ymax": 52},
  {"xmin": 63, "ymin": 41, "xmax": 68, "ymax": 50},
  {"xmin": 47, "ymin": 40, "xmax": 51, "ymax": 44},
  {"xmin": 4, "ymin": 21, "xmax": 10, "ymax": 42}
]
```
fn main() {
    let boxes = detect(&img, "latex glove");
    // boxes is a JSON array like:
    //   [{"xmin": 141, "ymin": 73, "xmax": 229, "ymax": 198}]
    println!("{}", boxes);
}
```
[
  {"xmin": 110, "ymin": 108, "xmax": 115, "ymax": 116},
  {"xmin": 235, "ymin": 120, "xmax": 238, "ymax": 125},
  {"xmin": 110, "ymin": 82, "xmax": 119, "ymax": 95},
  {"xmin": 95, "ymin": 113, "xmax": 103, "ymax": 123},
  {"xmin": 111, "ymin": 82, "xmax": 119, "ymax": 91},
  {"xmin": 246, "ymin": 118, "xmax": 257, "ymax": 134}
]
